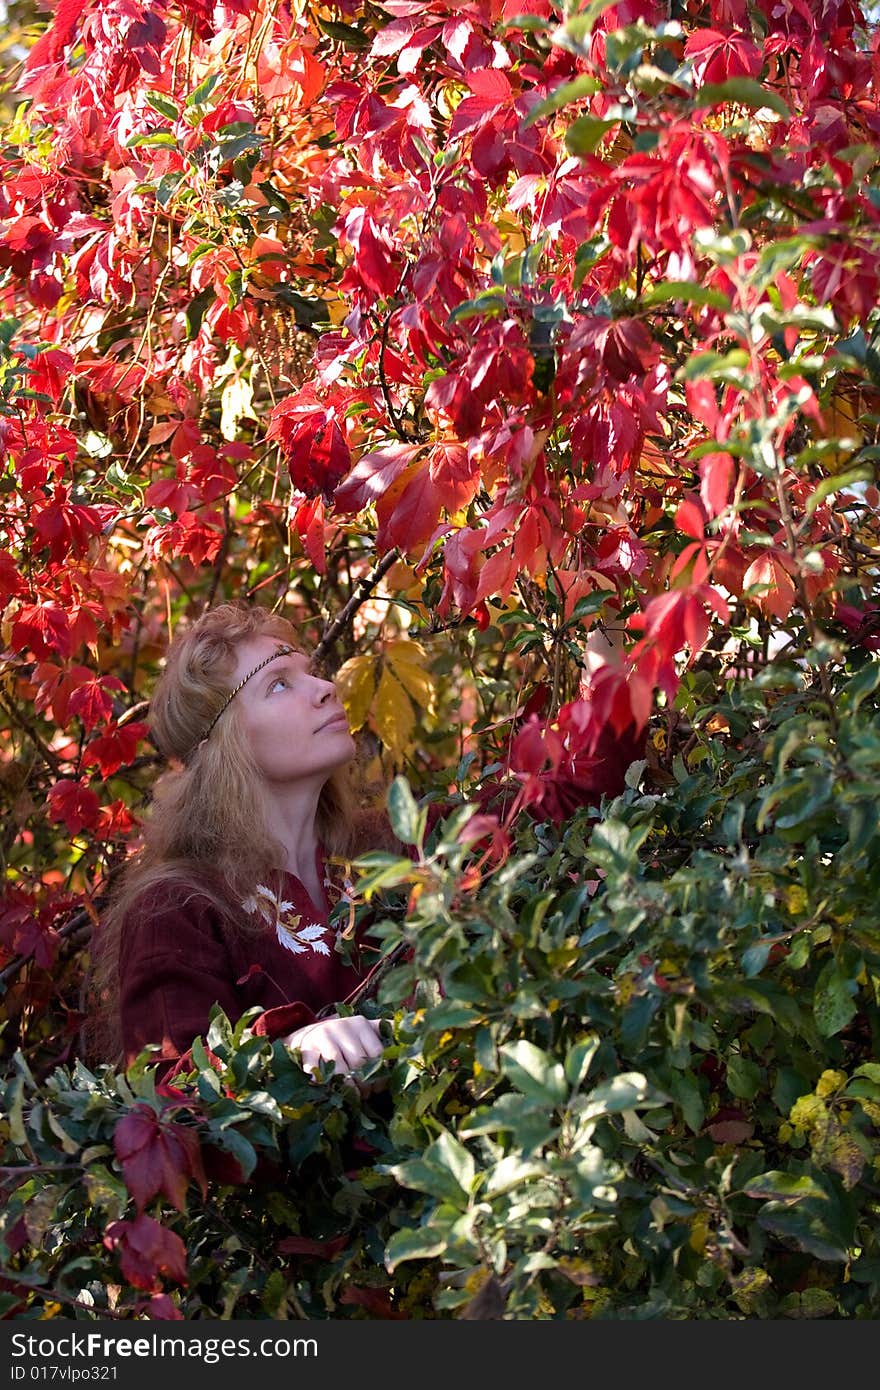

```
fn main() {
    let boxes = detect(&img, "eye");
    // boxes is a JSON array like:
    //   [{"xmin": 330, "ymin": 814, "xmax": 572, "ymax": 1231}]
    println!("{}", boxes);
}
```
[{"xmin": 268, "ymin": 675, "xmax": 288, "ymax": 694}]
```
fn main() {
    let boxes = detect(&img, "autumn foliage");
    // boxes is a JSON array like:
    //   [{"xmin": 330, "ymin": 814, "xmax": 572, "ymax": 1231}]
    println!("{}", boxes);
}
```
[{"xmin": 1, "ymin": 0, "xmax": 880, "ymax": 1321}]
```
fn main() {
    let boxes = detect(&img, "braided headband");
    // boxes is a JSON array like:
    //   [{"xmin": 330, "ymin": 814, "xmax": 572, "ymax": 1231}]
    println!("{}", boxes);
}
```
[{"xmin": 198, "ymin": 643, "xmax": 295, "ymax": 746}]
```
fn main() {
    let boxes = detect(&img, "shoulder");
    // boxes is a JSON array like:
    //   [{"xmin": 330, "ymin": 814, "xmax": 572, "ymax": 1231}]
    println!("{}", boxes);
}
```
[{"xmin": 119, "ymin": 873, "xmax": 230, "ymax": 959}]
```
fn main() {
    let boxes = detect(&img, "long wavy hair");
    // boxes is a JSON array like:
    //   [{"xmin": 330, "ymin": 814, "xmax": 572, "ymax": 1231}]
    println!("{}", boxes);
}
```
[{"xmin": 82, "ymin": 599, "xmax": 380, "ymax": 1067}]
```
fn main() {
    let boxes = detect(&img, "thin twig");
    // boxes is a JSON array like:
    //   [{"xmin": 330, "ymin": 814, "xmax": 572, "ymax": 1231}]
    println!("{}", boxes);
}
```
[
  {"xmin": 0, "ymin": 693, "xmax": 63, "ymax": 776},
  {"xmin": 312, "ymin": 548, "xmax": 401, "ymax": 668}
]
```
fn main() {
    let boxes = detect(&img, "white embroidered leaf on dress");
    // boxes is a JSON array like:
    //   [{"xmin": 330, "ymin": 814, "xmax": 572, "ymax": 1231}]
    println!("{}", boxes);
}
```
[{"xmin": 242, "ymin": 883, "xmax": 330, "ymax": 957}]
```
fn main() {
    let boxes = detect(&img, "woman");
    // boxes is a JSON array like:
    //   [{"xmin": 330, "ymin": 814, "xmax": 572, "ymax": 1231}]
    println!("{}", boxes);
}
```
[{"xmin": 84, "ymin": 599, "xmax": 391, "ymax": 1084}]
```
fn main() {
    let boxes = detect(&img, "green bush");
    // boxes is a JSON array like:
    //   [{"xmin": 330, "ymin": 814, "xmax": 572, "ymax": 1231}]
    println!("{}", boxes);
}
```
[{"xmin": 3, "ymin": 655, "xmax": 880, "ymax": 1319}]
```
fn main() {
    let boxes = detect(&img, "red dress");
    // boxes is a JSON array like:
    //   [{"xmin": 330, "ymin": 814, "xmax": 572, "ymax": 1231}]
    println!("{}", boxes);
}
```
[{"xmin": 118, "ymin": 850, "xmax": 374, "ymax": 1081}]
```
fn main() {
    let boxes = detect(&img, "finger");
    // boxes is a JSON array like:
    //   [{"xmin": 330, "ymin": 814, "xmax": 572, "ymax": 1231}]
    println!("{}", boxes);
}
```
[
  {"xmin": 299, "ymin": 1042, "xmax": 343, "ymax": 1078},
  {"xmin": 348, "ymin": 1017, "xmax": 384, "ymax": 1060}
]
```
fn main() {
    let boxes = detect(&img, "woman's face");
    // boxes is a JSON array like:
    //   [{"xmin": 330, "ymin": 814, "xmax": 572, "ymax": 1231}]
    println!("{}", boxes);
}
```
[{"xmin": 229, "ymin": 635, "xmax": 355, "ymax": 785}]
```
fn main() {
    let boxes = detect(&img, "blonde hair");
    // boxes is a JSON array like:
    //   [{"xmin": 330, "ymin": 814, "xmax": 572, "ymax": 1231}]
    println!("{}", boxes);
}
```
[{"xmin": 82, "ymin": 599, "xmax": 378, "ymax": 1066}]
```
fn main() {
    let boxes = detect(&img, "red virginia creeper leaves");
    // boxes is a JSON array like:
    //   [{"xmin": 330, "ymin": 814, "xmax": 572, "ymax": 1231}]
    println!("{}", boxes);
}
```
[
  {"xmin": 113, "ymin": 1103, "xmax": 208, "ymax": 1213},
  {"xmin": 103, "ymin": 1214, "xmax": 188, "ymax": 1292},
  {"xmin": 46, "ymin": 779, "xmax": 101, "ymax": 835}
]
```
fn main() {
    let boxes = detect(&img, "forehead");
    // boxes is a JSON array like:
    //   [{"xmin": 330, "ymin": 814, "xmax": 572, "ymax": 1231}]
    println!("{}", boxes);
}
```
[{"xmin": 230, "ymin": 634, "xmax": 301, "ymax": 685}]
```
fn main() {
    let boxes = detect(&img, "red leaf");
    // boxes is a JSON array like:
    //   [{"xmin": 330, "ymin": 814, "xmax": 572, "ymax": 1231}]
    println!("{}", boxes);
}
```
[
  {"xmin": 46, "ymin": 779, "xmax": 101, "ymax": 835},
  {"xmin": 290, "ymin": 494, "xmax": 328, "ymax": 574},
  {"xmin": 67, "ymin": 675, "xmax": 124, "ymax": 732},
  {"xmin": 334, "ymin": 443, "xmax": 419, "ymax": 513},
  {"xmin": 267, "ymin": 389, "xmax": 353, "ymax": 498},
  {"xmin": 699, "ymin": 452, "xmax": 734, "ymax": 518},
  {"xmin": 11, "ymin": 913, "xmax": 61, "ymax": 970},
  {"xmin": 0, "ymin": 551, "xmax": 27, "ymax": 601},
  {"xmin": 686, "ymin": 378, "xmax": 721, "ymax": 432},
  {"xmin": 114, "ymin": 1104, "xmax": 208, "ymax": 1213},
  {"xmin": 809, "ymin": 244, "xmax": 880, "ymax": 327},
  {"xmin": 675, "ymin": 497, "xmax": 706, "ymax": 540},
  {"xmin": 82, "ymin": 721, "xmax": 149, "ymax": 778},
  {"xmin": 103, "ymin": 1214, "xmax": 188, "ymax": 1292},
  {"xmin": 343, "ymin": 207, "xmax": 400, "ymax": 298},
  {"xmin": 338, "ymin": 1284, "xmax": 407, "ymax": 1318},
  {"xmin": 12, "ymin": 602, "xmax": 72, "ymax": 659},
  {"xmin": 94, "ymin": 799, "xmax": 139, "ymax": 840},
  {"xmin": 743, "ymin": 551, "xmax": 796, "ymax": 621},
  {"xmin": 277, "ymin": 1232, "xmax": 349, "ymax": 1259},
  {"xmin": 685, "ymin": 28, "xmax": 763, "ymax": 85},
  {"xmin": 143, "ymin": 1293, "xmax": 184, "ymax": 1320},
  {"xmin": 707, "ymin": 1108, "xmax": 755, "ymax": 1145},
  {"xmin": 449, "ymin": 68, "xmax": 513, "ymax": 137},
  {"xmin": 32, "ymin": 487, "xmax": 107, "ymax": 563},
  {"xmin": 26, "ymin": 349, "xmax": 75, "ymax": 405},
  {"xmin": 201, "ymin": 1143, "xmax": 246, "ymax": 1186}
]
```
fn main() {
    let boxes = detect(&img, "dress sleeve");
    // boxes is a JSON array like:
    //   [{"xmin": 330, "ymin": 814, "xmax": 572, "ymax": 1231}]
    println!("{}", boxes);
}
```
[
  {"xmin": 118, "ymin": 887, "xmax": 320, "ymax": 1081},
  {"xmin": 118, "ymin": 887, "xmax": 241, "ymax": 1073}
]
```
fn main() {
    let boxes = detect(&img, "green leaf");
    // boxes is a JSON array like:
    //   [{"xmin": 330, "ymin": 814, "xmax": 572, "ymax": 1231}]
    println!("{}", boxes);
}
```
[
  {"xmin": 185, "ymin": 73, "xmax": 222, "ymax": 107},
  {"xmin": 498, "ymin": 13, "xmax": 554, "ymax": 32},
  {"xmin": 579, "ymin": 1072, "xmax": 659, "ymax": 1121},
  {"xmin": 756, "ymin": 1203, "xmax": 848, "ymax": 1262},
  {"xmin": 484, "ymin": 1154, "xmax": 547, "ymax": 1197},
  {"xmin": 6, "ymin": 1075, "xmax": 27, "ymax": 1147},
  {"xmin": 385, "ymin": 1155, "xmax": 469, "ymax": 1207},
  {"xmin": 564, "ymin": 1035, "xmax": 600, "ymax": 1088},
  {"xmin": 805, "ymin": 466, "xmax": 874, "ymax": 515},
  {"xmin": 185, "ymin": 286, "xmax": 214, "ymax": 339},
  {"xmin": 318, "ymin": 18, "xmax": 372, "ymax": 48},
  {"xmin": 813, "ymin": 960, "xmax": 857, "ymax": 1038},
  {"xmin": 560, "ymin": 0, "xmax": 624, "ymax": 46},
  {"xmin": 564, "ymin": 114, "xmax": 618, "ymax": 156},
  {"xmin": 678, "ymin": 348, "xmax": 751, "ymax": 381},
  {"xmin": 668, "ymin": 1071, "xmax": 704, "ymax": 1134},
  {"xmin": 526, "ymin": 74, "xmax": 602, "ymax": 125},
  {"xmin": 742, "ymin": 1171, "xmax": 827, "ymax": 1201},
  {"xmin": 499, "ymin": 1040, "xmax": 568, "ymax": 1106},
  {"xmin": 448, "ymin": 289, "xmax": 506, "ymax": 323},
  {"xmin": 694, "ymin": 78, "xmax": 790, "ymax": 119},
  {"xmin": 753, "ymin": 235, "xmax": 816, "ymax": 290},
  {"xmin": 641, "ymin": 281, "xmax": 731, "ymax": 311},
  {"xmin": 386, "ymin": 776, "xmax": 424, "ymax": 847},
  {"xmin": 156, "ymin": 170, "xmax": 185, "ymax": 207},
  {"xmin": 727, "ymin": 1054, "xmax": 763, "ymax": 1101},
  {"xmin": 429, "ymin": 1131, "xmax": 475, "ymax": 1196},
  {"xmin": 843, "ymin": 661, "xmax": 880, "ymax": 712},
  {"xmin": 126, "ymin": 130, "xmax": 178, "ymax": 148},
  {"xmin": 146, "ymin": 91, "xmax": 179, "ymax": 121},
  {"xmin": 384, "ymin": 1226, "xmax": 448, "ymax": 1271},
  {"xmin": 217, "ymin": 132, "xmax": 263, "ymax": 162},
  {"xmin": 261, "ymin": 1269, "xmax": 289, "ymax": 1317}
]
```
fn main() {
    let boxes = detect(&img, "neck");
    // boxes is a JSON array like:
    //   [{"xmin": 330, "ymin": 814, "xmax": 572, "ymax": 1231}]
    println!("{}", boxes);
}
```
[{"xmin": 262, "ymin": 779, "xmax": 325, "ymax": 881}]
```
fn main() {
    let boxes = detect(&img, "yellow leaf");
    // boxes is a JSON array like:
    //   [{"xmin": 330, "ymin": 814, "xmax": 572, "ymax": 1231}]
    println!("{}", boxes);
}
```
[
  {"xmin": 816, "ymin": 1069, "xmax": 847, "ymax": 1098},
  {"xmin": 689, "ymin": 1212, "xmax": 710, "ymax": 1254},
  {"xmin": 385, "ymin": 640, "xmax": 436, "ymax": 712},
  {"xmin": 335, "ymin": 655, "xmax": 376, "ymax": 732},
  {"xmin": 374, "ymin": 667, "xmax": 415, "ymax": 753},
  {"xmin": 786, "ymin": 884, "xmax": 808, "ymax": 915},
  {"xmin": 220, "ymin": 374, "xmax": 254, "ymax": 442},
  {"xmin": 385, "ymin": 638, "xmax": 426, "ymax": 662}
]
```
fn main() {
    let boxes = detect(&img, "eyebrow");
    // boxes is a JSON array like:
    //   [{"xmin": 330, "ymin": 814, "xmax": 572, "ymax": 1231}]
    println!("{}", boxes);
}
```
[{"xmin": 258, "ymin": 651, "xmax": 308, "ymax": 692}]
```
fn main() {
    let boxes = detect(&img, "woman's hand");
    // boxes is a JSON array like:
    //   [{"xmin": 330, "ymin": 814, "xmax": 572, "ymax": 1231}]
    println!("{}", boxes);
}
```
[{"xmin": 281, "ymin": 1013, "xmax": 384, "ymax": 1079}]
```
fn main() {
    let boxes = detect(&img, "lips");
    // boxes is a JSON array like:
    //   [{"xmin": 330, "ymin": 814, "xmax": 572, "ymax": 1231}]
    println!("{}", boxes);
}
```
[{"xmin": 320, "ymin": 711, "xmax": 350, "ymax": 732}]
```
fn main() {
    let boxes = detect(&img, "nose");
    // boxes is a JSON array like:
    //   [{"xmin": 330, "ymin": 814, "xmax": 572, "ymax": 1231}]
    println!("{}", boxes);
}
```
[{"xmin": 313, "ymin": 677, "xmax": 337, "ymax": 705}]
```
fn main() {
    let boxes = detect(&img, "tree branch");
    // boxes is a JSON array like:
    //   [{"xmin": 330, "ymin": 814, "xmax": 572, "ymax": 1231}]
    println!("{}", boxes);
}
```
[{"xmin": 312, "ymin": 548, "xmax": 401, "ymax": 669}]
